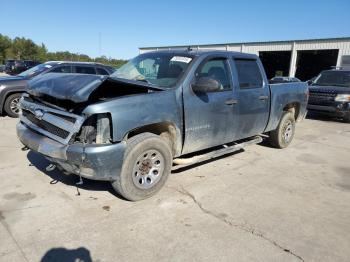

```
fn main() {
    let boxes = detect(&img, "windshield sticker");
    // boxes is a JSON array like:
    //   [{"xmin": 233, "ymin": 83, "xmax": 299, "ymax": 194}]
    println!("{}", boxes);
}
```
[
  {"xmin": 44, "ymin": 65, "xmax": 52, "ymax": 68},
  {"xmin": 171, "ymin": 56, "xmax": 192, "ymax": 63}
]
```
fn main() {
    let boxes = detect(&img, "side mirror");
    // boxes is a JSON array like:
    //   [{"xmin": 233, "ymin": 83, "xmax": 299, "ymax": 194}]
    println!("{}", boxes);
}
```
[
  {"xmin": 307, "ymin": 80, "xmax": 313, "ymax": 85},
  {"xmin": 192, "ymin": 77, "xmax": 220, "ymax": 93}
]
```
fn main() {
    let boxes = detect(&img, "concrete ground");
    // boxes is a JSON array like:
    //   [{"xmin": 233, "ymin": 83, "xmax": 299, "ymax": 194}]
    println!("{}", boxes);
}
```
[{"xmin": 0, "ymin": 115, "xmax": 349, "ymax": 262}]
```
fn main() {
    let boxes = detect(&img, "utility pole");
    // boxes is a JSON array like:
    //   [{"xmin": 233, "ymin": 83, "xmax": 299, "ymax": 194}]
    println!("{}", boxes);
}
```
[{"xmin": 98, "ymin": 32, "xmax": 102, "ymax": 57}]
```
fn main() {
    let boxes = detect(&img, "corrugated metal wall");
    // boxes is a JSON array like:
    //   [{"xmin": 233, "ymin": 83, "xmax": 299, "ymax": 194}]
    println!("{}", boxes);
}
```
[{"xmin": 139, "ymin": 38, "xmax": 350, "ymax": 77}]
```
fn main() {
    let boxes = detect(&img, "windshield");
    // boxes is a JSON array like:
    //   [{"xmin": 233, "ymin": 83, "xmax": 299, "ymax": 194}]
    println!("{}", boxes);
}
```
[
  {"xmin": 312, "ymin": 71, "xmax": 350, "ymax": 87},
  {"xmin": 18, "ymin": 63, "xmax": 54, "ymax": 77},
  {"xmin": 111, "ymin": 53, "xmax": 193, "ymax": 88}
]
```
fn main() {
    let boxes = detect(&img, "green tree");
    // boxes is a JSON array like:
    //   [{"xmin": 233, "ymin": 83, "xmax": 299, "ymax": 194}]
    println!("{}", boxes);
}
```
[
  {"xmin": 9, "ymin": 37, "xmax": 39, "ymax": 60},
  {"xmin": 0, "ymin": 33, "xmax": 128, "ymax": 67},
  {"xmin": 0, "ymin": 34, "xmax": 12, "ymax": 64},
  {"xmin": 36, "ymin": 43, "xmax": 48, "ymax": 62}
]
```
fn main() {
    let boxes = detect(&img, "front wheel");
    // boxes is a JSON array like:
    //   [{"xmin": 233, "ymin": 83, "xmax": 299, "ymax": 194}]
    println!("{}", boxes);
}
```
[
  {"xmin": 112, "ymin": 133, "xmax": 173, "ymax": 201},
  {"xmin": 4, "ymin": 93, "xmax": 22, "ymax": 118},
  {"xmin": 268, "ymin": 112, "xmax": 296, "ymax": 148}
]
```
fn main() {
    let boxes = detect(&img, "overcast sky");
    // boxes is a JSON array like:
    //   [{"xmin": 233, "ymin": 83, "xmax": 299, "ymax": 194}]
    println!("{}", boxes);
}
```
[{"xmin": 2, "ymin": 0, "xmax": 350, "ymax": 59}]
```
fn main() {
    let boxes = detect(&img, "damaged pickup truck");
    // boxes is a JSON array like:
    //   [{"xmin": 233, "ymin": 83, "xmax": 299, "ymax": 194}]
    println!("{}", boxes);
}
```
[{"xmin": 17, "ymin": 50, "xmax": 308, "ymax": 201}]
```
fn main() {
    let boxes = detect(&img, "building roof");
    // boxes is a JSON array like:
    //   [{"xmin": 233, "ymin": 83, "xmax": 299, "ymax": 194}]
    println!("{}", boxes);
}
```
[
  {"xmin": 142, "ymin": 49, "xmax": 258, "ymax": 59},
  {"xmin": 139, "ymin": 37, "xmax": 350, "ymax": 50}
]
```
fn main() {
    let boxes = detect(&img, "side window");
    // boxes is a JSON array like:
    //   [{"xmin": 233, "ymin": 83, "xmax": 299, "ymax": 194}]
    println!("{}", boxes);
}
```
[
  {"xmin": 74, "ymin": 66, "xmax": 96, "ymax": 74},
  {"xmin": 96, "ymin": 67, "xmax": 109, "ymax": 75},
  {"xmin": 196, "ymin": 58, "xmax": 232, "ymax": 90},
  {"xmin": 234, "ymin": 59, "xmax": 263, "ymax": 89},
  {"xmin": 50, "ymin": 66, "xmax": 72, "ymax": 73}
]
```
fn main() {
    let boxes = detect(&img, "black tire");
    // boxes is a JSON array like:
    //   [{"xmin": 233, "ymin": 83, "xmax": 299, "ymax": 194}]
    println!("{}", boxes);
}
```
[
  {"xmin": 112, "ymin": 133, "xmax": 173, "ymax": 201},
  {"xmin": 4, "ymin": 93, "xmax": 22, "ymax": 118},
  {"xmin": 268, "ymin": 111, "xmax": 296, "ymax": 148},
  {"xmin": 343, "ymin": 113, "xmax": 350, "ymax": 123}
]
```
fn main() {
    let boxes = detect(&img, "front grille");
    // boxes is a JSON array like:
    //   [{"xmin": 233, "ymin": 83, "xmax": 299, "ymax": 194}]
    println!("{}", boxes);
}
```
[
  {"xmin": 309, "ymin": 92, "xmax": 337, "ymax": 98},
  {"xmin": 22, "ymin": 110, "xmax": 69, "ymax": 139},
  {"xmin": 20, "ymin": 96, "xmax": 85, "ymax": 144}
]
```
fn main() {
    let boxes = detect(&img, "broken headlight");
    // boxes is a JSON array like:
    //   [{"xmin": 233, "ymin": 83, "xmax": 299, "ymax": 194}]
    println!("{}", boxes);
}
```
[{"xmin": 77, "ymin": 113, "xmax": 112, "ymax": 144}]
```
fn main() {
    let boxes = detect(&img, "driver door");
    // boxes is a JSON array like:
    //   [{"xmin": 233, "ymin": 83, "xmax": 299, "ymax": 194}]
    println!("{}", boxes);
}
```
[{"xmin": 182, "ymin": 56, "xmax": 239, "ymax": 154}]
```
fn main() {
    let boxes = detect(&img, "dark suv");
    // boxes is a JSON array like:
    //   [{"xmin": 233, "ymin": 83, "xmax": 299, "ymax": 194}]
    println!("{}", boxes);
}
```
[
  {"xmin": 0, "ymin": 61, "xmax": 115, "ymax": 117},
  {"xmin": 308, "ymin": 68, "xmax": 350, "ymax": 122},
  {"xmin": 4, "ymin": 60, "xmax": 40, "ymax": 75}
]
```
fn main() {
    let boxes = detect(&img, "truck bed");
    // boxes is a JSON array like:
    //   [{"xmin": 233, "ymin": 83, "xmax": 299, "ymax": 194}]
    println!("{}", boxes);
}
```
[{"xmin": 265, "ymin": 82, "xmax": 308, "ymax": 132}]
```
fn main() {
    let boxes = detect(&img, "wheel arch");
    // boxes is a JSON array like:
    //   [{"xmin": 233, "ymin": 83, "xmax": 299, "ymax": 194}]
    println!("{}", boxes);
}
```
[
  {"xmin": 0, "ymin": 88, "xmax": 25, "ymax": 115},
  {"xmin": 124, "ymin": 121, "xmax": 182, "ymax": 157},
  {"xmin": 282, "ymin": 101, "xmax": 301, "ymax": 121}
]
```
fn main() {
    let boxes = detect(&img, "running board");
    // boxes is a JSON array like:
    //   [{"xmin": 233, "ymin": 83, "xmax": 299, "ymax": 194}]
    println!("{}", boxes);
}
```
[{"xmin": 173, "ymin": 136, "xmax": 263, "ymax": 169}]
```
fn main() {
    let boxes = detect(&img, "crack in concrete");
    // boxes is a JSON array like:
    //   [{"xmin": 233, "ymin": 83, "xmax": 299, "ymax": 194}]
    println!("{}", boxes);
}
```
[
  {"xmin": 170, "ymin": 186, "xmax": 305, "ymax": 262},
  {"xmin": 0, "ymin": 214, "xmax": 29, "ymax": 262},
  {"xmin": 1, "ymin": 205, "xmax": 43, "ymax": 213},
  {"xmin": 0, "ymin": 164, "xmax": 19, "ymax": 170}
]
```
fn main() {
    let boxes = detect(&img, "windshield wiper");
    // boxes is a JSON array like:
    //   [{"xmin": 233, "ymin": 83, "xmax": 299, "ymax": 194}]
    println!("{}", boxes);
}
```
[
  {"xmin": 135, "ymin": 79, "xmax": 149, "ymax": 83},
  {"xmin": 132, "ymin": 78, "xmax": 154, "ymax": 85}
]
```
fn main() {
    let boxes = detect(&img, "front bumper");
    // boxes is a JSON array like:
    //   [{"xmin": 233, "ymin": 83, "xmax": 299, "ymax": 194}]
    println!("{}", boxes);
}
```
[
  {"xmin": 307, "ymin": 103, "xmax": 350, "ymax": 117},
  {"xmin": 17, "ymin": 122, "xmax": 126, "ymax": 181}
]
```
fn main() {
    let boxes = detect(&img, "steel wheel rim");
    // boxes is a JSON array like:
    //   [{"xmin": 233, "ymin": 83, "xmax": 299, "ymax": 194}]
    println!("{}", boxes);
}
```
[
  {"xmin": 132, "ymin": 149, "xmax": 165, "ymax": 189},
  {"xmin": 283, "ymin": 120, "xmax": 293, "ymax": 143},
  {"xmin": 10, "ymin": 97, "xmax": 21, "ymax": 114}
]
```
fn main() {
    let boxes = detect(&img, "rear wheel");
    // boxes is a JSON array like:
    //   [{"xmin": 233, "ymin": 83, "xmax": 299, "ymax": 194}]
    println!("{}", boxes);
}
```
[
  {"xmin": 4, "ymin": 93, "xmax": 22, "ymax": 118},
  {"xmin": 112, "ymin": 133, "xmax": 173, "ymax": 201},
  {"xmin": 268, "ymin": 112, "xmax": 295, "ymax": 148}
]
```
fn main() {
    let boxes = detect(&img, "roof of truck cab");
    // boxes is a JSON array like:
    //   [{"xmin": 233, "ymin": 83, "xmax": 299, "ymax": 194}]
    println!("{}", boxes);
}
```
[{"xmin": 143, "ymin": 49, "xmax": 258, "ymax": 59}]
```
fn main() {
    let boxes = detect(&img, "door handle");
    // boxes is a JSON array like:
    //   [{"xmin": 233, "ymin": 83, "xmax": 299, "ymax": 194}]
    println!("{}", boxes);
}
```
[
  {"xmin": 225, "ymin": 99, "xmax": 238, "ymax": 105},
  {"xmin": 259, "ymin": 95, "xmax": 269, "ymax": 100}
]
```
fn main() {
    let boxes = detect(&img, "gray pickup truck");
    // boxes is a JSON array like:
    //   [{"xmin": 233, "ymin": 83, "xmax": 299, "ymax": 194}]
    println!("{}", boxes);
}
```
[{"xmin": 17, "ymin": 50, "xmax": 308, "ymax": 201}]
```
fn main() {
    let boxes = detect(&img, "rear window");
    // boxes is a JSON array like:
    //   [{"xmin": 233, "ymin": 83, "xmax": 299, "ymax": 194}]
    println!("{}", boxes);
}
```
[
  {"xmin": 75, "ymin": 66, "xmax": 96, "ymax": 74},
  {"xmin": 234, "ymin": 59, "xmax": 263, "ymax": 89}
]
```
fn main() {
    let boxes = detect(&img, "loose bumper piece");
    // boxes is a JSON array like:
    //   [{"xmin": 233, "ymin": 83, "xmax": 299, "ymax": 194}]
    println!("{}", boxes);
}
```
[{"xmin": 17, "ymin": 122, "xmax": 126, "ymax": 181}]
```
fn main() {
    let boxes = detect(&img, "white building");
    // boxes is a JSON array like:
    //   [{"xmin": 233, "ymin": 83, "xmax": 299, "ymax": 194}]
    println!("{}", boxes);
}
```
[{"xmin": 139, "ymin": 37, "xmax": 350, "ymax": 80}]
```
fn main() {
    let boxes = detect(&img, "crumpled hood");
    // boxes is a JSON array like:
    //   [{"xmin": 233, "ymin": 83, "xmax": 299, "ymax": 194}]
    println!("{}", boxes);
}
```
[
  {"xmin": 27, "ymin": 73, "xmax": 108, "ymax": 103},
  {"xmin": 27, "ymin": 73, "xmax": 165, "ymax": 103},
  {"xmin": 309, "ymin": 85, "xmax": 350, "ymax": 94}
]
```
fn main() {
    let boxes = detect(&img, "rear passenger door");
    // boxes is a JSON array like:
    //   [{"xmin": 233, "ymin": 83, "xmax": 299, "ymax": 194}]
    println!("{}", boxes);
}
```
[{"xmin": 232, "ymin": 58, "xmax": 270, "ymax": 139}]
